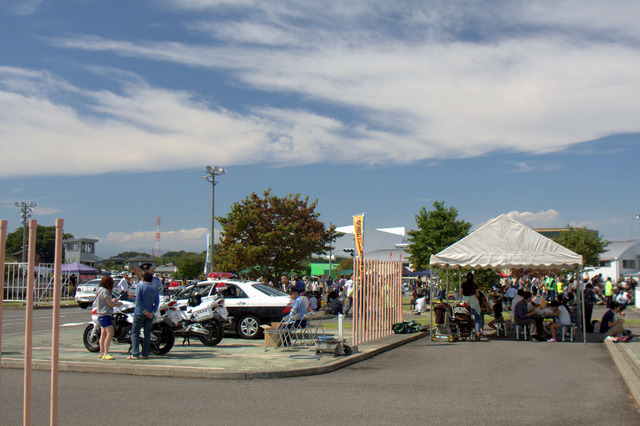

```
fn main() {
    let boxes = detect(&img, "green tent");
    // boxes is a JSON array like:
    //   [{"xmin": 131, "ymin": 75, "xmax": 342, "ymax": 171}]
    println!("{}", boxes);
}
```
[{"xmin": 309, "ymin": 262, "xmax": 340, "ymax": 277}]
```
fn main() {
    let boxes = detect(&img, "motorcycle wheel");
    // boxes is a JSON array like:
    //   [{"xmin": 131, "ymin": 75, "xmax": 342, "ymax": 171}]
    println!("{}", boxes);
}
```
[
  {"xmin": 149, "ymin": 323, "xmax": 175, "ymax": 355},
  {"xmin": 198, "ymin": 318, "xmax": 224, "ymax": 346},
  {"xmin": 83, "ymin": 323, "xmax": 101, "ymax": 352}
]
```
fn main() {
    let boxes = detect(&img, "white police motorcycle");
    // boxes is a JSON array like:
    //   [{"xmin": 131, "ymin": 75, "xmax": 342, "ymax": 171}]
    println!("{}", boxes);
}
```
[{"xmin": 167, "ymin": 288, "xmax": 229, "ymax": 346}]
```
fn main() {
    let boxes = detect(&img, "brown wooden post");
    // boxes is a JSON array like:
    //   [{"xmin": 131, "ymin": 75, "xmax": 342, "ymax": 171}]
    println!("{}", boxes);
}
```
[{"xmin": 50, "ymin": 219, "xmax": 63, "ymax": 426}]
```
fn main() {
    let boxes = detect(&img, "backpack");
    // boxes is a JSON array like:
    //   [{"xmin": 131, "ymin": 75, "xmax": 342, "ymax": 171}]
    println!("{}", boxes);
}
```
[
  {"xmin": 593, "ymin": 320, "xmax": 601, "ymax": 334},
  {"xmin": 392, "ymin": 320, "xmax": 420, "ymax": 334}
]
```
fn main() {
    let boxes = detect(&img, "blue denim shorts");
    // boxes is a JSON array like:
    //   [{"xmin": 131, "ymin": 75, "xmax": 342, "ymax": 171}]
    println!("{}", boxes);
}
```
[{"xmin": 98, "ymin": 315, "xmax": 113, "ymax": 327}]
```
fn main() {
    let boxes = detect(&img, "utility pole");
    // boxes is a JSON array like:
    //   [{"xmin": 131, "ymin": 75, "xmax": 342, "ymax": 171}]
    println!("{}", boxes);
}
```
[
  {"xmin": 15, "ymin": 202, "xmax": 37, "ymax": 261},
  {"xmin": 203, "ymin": 166, "xmax": 227, "ymax": 274}
]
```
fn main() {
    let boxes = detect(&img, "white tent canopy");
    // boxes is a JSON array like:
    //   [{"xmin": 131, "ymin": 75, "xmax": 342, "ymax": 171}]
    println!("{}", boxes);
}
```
[{"xmin": 430, "ymin": 214, "xmax": 583, "ymax": 270}]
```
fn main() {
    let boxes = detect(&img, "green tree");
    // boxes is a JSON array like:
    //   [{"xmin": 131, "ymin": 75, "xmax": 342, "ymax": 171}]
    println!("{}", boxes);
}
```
[
  {"xmin": 117, "ymin": 251, "xmax": 152, "ymax": 259},
  {"xmin": 332, "ymin": 258, "xmax": 354, "ymax": 276},
  {"xmin": 407, "ymin": 201, "xmax": 471, "ymax": 271},
  {"xmin": 5, "ymin": 225, "xmax": 74, "ymax": 263},
  {"xmin": 159, "ymin": 250, "xmax": 190, "ymax": 266},
  {"xmin": 101, "ymin": 260, "xmax": 117, "ymax": 271},
  {"xmin": 175, "ymin": 252, "xmax": 206, "ymax": 280},
  {"xmin": 472, "ymin": 269, "xmax": 499, "ymax": 293},
  {"xmin": 552, "ymin": 226, "xmax": 609, "ymax": 267},
  {"xmin": 216, "ymin": 189, "xmax": 340, "ymax": 278}
]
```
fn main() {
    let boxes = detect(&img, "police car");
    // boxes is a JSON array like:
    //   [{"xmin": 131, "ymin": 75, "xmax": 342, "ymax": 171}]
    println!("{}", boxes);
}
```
[{"xmin": 177, "ymin": 275, "xmax": 291, "ymax": 339}]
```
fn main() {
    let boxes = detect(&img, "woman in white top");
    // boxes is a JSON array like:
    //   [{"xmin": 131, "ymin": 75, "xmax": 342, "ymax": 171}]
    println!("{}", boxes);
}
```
[
  {"xmin": 94, "ymin": 276, "xmax": 122, "ymax": 360},
  {"xmin": 546, "ymin": 300, "xmax": 571, "ymax": 342}
]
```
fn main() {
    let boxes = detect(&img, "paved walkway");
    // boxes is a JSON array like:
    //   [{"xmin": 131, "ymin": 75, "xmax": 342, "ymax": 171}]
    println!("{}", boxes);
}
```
[
  {"xmin": 2, "ymin": 303, "xmax": 640, "ymax": 411},
  {"xmin": 592, "ymin": 304, "xmax": 640, "ymax": 407},
  {"xmin": 0, "ymin": 315, "xmax": 426, "ymax": 379}
]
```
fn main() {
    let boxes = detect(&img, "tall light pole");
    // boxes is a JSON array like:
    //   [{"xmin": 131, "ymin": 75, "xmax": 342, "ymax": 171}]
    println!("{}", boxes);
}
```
[
  {"xmin": 203, "ymin": 166, "xmax": 227, "ymax": 274},
  {"xmin": 15, "ymin": 201, "xmax": 37, "ymax": 262}
]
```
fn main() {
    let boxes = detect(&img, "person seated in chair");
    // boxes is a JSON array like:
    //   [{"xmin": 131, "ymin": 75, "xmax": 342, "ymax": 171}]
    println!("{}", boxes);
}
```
[
  {"xmin": 282, "ymin": 289, "xmax": 308, "ymax": 346},
  {"xmin": 413, "ymin": 292, "xmax": 428, "ymax": 314},
  {"xmin": 545, "ymin": 300, "xmax": 571, "ymax": 342},
  {"xmin": 487, "ymin": 295, "xmax": 504, "ymax": 333},
  {"xmin": 513, "ymin": 292, "xmax": 545, "ymax": 340},
  {"xmin": 327, "ymin": 290, "xmax": 342, "ymax": 315},
  {"xmin": 286, "ymin": 289, "xmax": 308, "ymax": 329}
]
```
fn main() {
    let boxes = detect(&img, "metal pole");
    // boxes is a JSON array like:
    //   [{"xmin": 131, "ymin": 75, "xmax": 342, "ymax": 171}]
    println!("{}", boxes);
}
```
[
  {"xmin": 24, "ymin": 219, "xmax": 37, "ymax": 426},
  {"xmin": 210, "ymin": 175, "xmax": 215, "ymax": 273},
  {"xmin": 22, "ymin": 220, "xmax": 27, "ymax": 262},
  {"xmin": 203, "ymin": 166, "xmax": 226, "ymax": 275},
  {"xmin": 50, "ymin": 219, "xmax": 63, "ymax": 425},
  {"xmin": 328, "ymin": 222, "xmax": 332, "ymax": 281},
  {"xmin": 580, "ymin": 268, "xmax": 587, "ymax": 346},
  {"xmin": 15, "ymin": 202, "xmax": 37, "ymax": 262}
]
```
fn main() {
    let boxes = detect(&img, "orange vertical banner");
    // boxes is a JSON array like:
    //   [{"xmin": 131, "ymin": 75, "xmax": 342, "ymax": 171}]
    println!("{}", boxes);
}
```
[
  {"xmin": 352, "ymin": 214, "xmax": 364, "ymax": 346},
  {"xmin": 353, "ymin": 214, "xmax": 364, "ymax": 259}
]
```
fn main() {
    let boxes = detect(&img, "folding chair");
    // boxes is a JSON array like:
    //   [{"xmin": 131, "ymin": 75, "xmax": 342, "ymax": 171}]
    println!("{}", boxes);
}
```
[
  {"xmin": 264, "ymin": 314, "xmax": 293, "ymax": 352},
  {"xmin": 515, "ymin": 322, "xmax": 531, "ymax": 340},
  {"xmin": 304, "ymin": 310, "xmax": 327, "ymax": 344},
  {"xmin": 288, "ymin": 311, "xmax": 314, "ymax": 347},
  {"xmin": 264, "ymin": 313, "xmax": 309, "ymax": 351},
  {"xmin": 560, "ymin": 324, "xmax": 576, "ymax": 342}
]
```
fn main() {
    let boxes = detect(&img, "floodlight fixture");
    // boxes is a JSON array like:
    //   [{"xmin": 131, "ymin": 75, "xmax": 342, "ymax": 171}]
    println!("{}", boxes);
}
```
[{"xmin": 15, "ymin": 201, "xmax": 38, "ymax": 261}]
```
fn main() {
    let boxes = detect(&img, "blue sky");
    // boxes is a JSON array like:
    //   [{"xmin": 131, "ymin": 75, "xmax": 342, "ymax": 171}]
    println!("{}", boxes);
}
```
[{"xmin": 1, "ymin": 1, "xmax": 639, "ymax": 259}]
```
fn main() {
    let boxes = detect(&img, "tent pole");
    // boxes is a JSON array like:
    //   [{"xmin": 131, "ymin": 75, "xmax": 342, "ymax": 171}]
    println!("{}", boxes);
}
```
[
  {"xmin": 446, "ymin": 269, "xmax": 449, "ymax": 301},
  {"xmin": 580, "ymin": 267, "xmax": 587, "ymax": 346},
  {"xmin": 429, "ymin": 267, "xmax": 440, "ymax": 343}
]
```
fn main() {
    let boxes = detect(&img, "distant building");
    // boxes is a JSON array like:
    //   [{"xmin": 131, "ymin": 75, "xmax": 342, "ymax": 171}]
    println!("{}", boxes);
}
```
[
  {"xmin": 533, "ymin": 227, "xmax": 599, "ymax": 239},
  {"xmin": 126, "ymin": 255, "xmax": 156, "ymax": 270},
  {"xmin": 62, "ymin": 238, "xmax": 98, "ymax": 266},
  {"xmin": 364, "ymin": 248, "xmax": 410, "ymax": 264},
  {"xmin": 585, "ymin": 240, "xmax": 640, "ymax": 283},
  {"xmin": 106, "ymin": 255, "xmax": 127, "ymax": 267},
  {"xmin": 10, "ymin": 247, "xmax": 41, "ymax": 264}
]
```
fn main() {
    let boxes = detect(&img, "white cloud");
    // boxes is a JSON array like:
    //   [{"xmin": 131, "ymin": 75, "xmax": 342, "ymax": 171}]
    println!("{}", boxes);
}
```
[
  {"xmin": 506, "ymin": 161, "xmax": 564, "ymax": 173},
  {"xmin": 8, "ymin": 0, "xmax": 43, "ymax": 16},
  {"xmin": 506, "ymin": 209, "xmax": 561, "ymax": 228},
  {"xmin": 32, "ymin": 206, "xmax": 64, "ymax": 216},
  {"xmin": 101, "ymin": 227, "xmax": 210, "ymax": 254},
  {"xmin": 570, "ymin": 217, "xmax": 625, "ymax": 230},
  {"xmin": 2, "ymin": 2, "xmax": 640, "ymax": 177}
]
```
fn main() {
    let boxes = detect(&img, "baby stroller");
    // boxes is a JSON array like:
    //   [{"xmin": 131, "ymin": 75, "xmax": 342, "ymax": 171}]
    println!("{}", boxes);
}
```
[
  {"xmin": 453, "ymin": 302, "xmax": 479, "ymax": 341},
  {"xmin": 431, "ymin": 302, "xmax": 457, "ymax": 342}
]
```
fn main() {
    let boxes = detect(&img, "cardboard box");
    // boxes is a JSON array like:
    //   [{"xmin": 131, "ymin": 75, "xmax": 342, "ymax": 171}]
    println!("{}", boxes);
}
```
[{"xmin": 261, "ymin": 325, "xmax": 282, "ymax": 347}]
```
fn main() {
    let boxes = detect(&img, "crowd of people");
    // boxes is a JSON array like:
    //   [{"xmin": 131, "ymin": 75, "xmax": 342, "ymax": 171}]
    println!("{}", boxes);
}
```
[
  {"xmin": 498, "ymin": 273, "xmax": 636, "ymax": 341},
  {"xmin": 405, "ymin": 271, "xmax": 637, "ymax": 342},
  {"xmin": 268, "ymin": 274, "xmax": 355, "ymax": 316}
]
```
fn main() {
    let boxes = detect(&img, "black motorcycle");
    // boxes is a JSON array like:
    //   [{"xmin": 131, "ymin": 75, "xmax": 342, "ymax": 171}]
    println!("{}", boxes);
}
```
[{"xmin": 82, "ymin": 297, "xmax": 175, "ymax": 355}]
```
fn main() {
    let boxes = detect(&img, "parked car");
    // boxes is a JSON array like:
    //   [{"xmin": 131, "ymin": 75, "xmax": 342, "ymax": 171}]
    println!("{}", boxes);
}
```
[
  {"xmin": 178, "ymin": 279, "xmax": 291, "ymax": 339},
  {"xmin": 75, "ymin": 278, "xmax": 101, "ymax": 309}
]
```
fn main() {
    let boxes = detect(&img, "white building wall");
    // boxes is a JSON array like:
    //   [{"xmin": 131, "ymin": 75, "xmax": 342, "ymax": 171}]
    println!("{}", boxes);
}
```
[{"xmin": 586, "ymin": 242, "xmax": 640, "ymax": 283}]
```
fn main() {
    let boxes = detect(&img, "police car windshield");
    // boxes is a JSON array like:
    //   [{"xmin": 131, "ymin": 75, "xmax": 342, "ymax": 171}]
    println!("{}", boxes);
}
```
[{"xmin": 252, "ymin": 283, "xmax": 287, "ymax": 297}]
